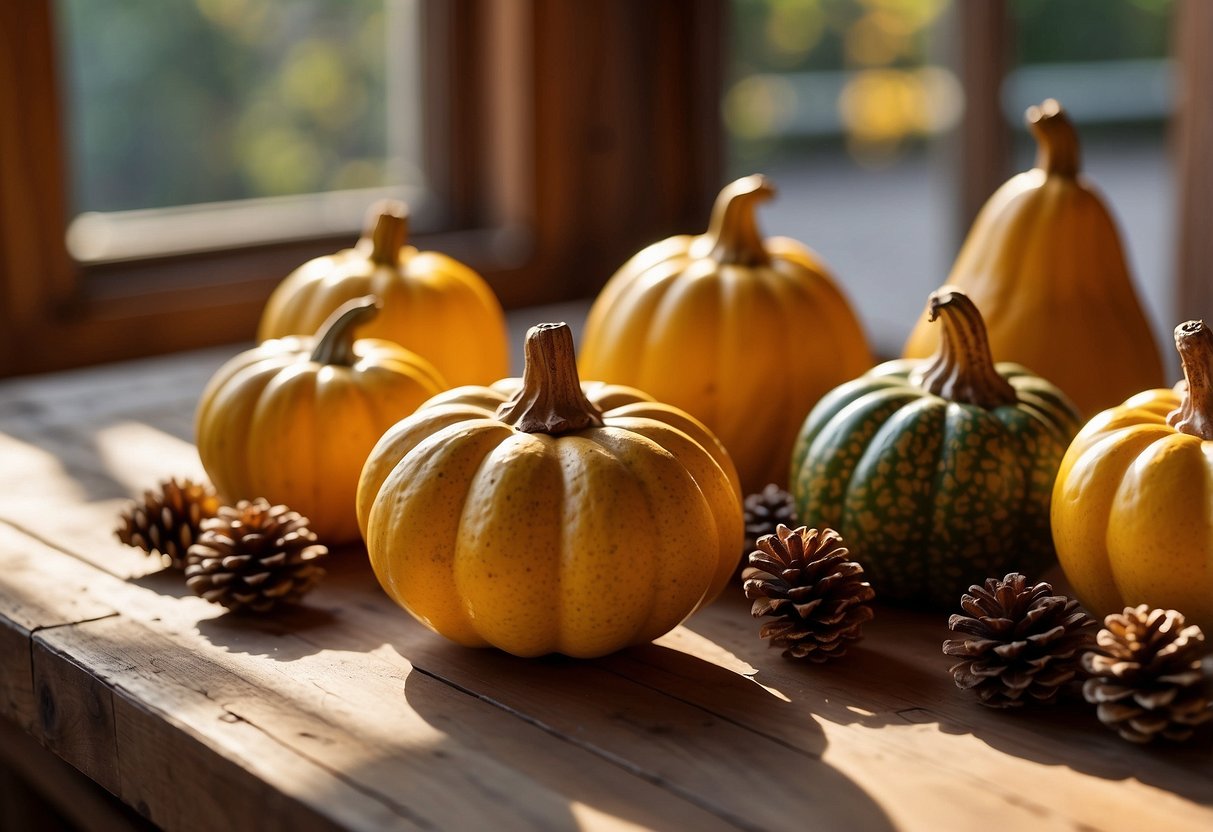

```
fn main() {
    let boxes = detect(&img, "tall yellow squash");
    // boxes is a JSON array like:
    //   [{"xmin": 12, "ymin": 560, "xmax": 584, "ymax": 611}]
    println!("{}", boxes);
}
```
[
  {"xmin": 578, "ymin": 175, "xmax": 872, "ymax": 492},
  {"xmin": 903, "ymin": 99, "xmax": 1164, "ymax": 417}
]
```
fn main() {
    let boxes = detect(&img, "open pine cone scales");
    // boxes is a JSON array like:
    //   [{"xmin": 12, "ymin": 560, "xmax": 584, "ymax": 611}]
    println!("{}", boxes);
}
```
[
  {"xmin": 944, "ymin": 573, "xmax": 1096, "ymax": 708},
  {"xmin": 186, "ymin": 499, "xmax": 327, "ymax": 613},
  {"xmin": 115, "ymin": 478, "xmax": 220, "ymax": 569},
  {"xmin": 742, "ymin": 524, "xmax": 874, "ymax": 662},
  {"xmin": 1082, "ymin": 606, "xmax": 1213, "ymax": 743}
]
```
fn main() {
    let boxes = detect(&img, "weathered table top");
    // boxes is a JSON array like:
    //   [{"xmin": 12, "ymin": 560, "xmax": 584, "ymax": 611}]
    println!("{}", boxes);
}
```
[{"xmin": 0, "ymin": 344, "xmax": 1210, "ymax": 832}]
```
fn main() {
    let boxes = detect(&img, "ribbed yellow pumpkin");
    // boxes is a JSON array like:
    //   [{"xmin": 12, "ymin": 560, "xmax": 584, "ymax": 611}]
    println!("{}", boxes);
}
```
[
  {"xmin": 357, "ymin": 323, "xmax": 743, "ymax": 658},
  {"xmin": 903, "ymin": 99, "xmax": 1164, "ymax": 417},
  {"xmin": 1052, "ymin": 320, "xmax": 1213, "ymax": 634},
  {"xmin": 578, "ymin": 175, "xmax": 872, "ymax": 492},
  {"xmin": 197, "ymin": 297, "xmax": 446, "ymax": 543},
  {"xmin": 257, "ymin": 200, "xmax": 508, "ymax": 387}
]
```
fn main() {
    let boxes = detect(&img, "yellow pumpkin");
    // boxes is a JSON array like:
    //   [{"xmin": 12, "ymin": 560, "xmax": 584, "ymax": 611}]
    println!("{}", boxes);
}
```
[
  {"xmin": 577, "ymin": 175, "xmax": 873, "ymax": 493},
  {"xmin": 357, "ymin": 323, "xmax": 743, "ymax": 658},
  {"xmin": 257, "ymin": 200, "xmax": 508, "ymax": 387},
  {"xmin": 903, "ymin": 99, "xmax": 1164, "ymax": 417},
  {"xmin": 1052, "ymin": 320, "xmax": 1213, "ymax": 634},
  {"xmin": 197, "ymin": 296, "xmax": 446, "ymax": 543}
]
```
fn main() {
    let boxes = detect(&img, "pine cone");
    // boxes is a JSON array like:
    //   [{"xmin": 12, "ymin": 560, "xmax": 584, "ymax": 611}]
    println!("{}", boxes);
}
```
[
  {"xmin": 742, "ymin": 525, "xmax": 874, "ymax": 662},
  {"xmin": 185, "ymin": 499, "xmax": 328, "ymax": 613},
  {"xmin": 743, "ymin": 484, "xmax": 798, "ymax": 558},
  {"xmin": 115, "ymin": 478, "xmax": 220, "ymax": 569},
  {"xmin": 943, "ymin": 573, "xmax": 1096, "ymax": 708},
  {"xmin": 1082, "ymin": 606, "xmax": 1213, "ymax": 743}
]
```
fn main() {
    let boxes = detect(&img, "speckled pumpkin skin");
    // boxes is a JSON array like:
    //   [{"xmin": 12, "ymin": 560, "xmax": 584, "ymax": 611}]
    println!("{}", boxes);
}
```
[
  {"xmin": 357, "ymin": 380, "xmax": 743, "ymax": 658},
  {"xmin": 789, "ymin": 359, "xmax": 1081, "ymax": 607}
]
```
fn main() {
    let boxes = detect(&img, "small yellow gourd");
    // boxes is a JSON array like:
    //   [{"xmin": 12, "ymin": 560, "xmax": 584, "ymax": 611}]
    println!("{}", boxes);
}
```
[
  {"xmin": 197, "ymin": 296, "xmax": 446, "ymax": 543},
  {"xmin": 258, "ymin": 200, "xmax": 508, "ymax": 386},
  {"xmin": 357, "ymin": 323, "xmax": 743, "ymax": 658},
  {"xmin": 578, "ymin": 175, "xmax": 873, "ymax": 492},
  {"xmin": 903, "ymin": 99, "xmax": 1164, "ymax": 416},
  {"xmin": 1052, "ymin": 320, "xmax": 1213, "ymax": 634}
]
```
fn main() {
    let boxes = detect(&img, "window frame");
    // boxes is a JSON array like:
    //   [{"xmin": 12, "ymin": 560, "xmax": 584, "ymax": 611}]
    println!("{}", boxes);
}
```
[{"xmin": 0, "ymin": 0, "xmax": 726, "ymax": 376}]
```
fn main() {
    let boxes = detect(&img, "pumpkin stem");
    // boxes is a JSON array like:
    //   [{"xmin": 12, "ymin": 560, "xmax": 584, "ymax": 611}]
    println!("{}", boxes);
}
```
[
  {"xmin": 310, "ymin": 296, "xmax": 382, "ymax": 367},
  {"xmin": 910, "ymin": 287, "xmax": 1017, "ymax": 408},
  {"xmin": 496, "ymin": 323, "xmax": 605, "ymax": 434},
  {"xmin": 1167, "ymin": 320, "xmax": 1213, "ymax": 440},
  {"xmin": 363, "ymin": 199, "xmax": 408, "ymax": 266},
  {"xmin": 1026, "ymin": 99, "xmax": 1081, "ymax": 178},
  {"xmin": 702, "ymin": 175, "xmax": 774, "ymax": 267}
]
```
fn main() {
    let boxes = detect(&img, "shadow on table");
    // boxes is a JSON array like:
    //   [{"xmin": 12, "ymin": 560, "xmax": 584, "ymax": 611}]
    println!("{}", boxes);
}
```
[
  {"xmin": 193, "ymin": 605, "xmax": 339, "ymax": 660},
  {"xmin": 397, "ymin": 635, "xmax": 896, "ymax": 832},
  {"xmin": 935, "ymin": 696, "xmax": 1213, "ymax": 806}
]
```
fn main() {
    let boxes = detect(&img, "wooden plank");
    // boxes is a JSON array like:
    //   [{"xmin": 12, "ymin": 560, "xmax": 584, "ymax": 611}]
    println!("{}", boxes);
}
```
[
  {"xmin": 3, "ymin": 348, "xmax": 1213, "ymax": 832},
  {"xmin": 2, "ymin": 523, "xmax": 739, "ymax": 831},
  {"xmin": 0, "ymin": 523, "xmax": 117, "ymax": 733},
  {"xmin": 0, "ymin": 716, "xmax": 151, "ymax": 832}
]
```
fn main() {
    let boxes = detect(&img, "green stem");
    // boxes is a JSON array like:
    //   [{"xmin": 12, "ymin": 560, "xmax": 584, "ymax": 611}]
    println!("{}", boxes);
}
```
[
  {"xmin": 496, "ymin": 323, "xmax": 604, "ymax": 434},
  {"xmin": 1026, "ymin": 99, "xmax": 1081, "ymax": 178},
  {"xmin": 310, "ymin": 296, "xmax": 382, "ymax": 366},
  {"xmin": 1168, "ymin": 320, "xmax": 1213, "ymax": 440},
  {"xmin": 702, "ymin": 175, "xmax": 774, "ymax": 267},
  {"xmin": 910, "ymin": 288, "xmax": 1017, "ymax": 408}
]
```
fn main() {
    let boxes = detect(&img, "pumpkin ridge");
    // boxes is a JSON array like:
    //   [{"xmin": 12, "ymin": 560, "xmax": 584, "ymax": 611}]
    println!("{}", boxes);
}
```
[
  {"xmin": 553, "ymin": 432, "xmax": 657, "ymax": 656},
  {"xmin": 588, "ymin": 427, "xmax": 718, "ymax": 642}
]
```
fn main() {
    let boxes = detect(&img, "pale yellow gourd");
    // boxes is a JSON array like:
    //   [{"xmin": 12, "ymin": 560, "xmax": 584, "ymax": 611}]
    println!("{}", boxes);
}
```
[
  {"xmin": 903, "ymin": 99, "xmax": 1164, "ymax": 417},
  {"xmin": 1052, "ymin": 320, "xmax": 1213, "ymax": 634}
]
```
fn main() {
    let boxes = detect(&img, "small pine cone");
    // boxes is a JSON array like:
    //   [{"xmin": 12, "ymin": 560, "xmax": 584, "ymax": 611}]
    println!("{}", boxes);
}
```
[
  {"xmin": 1082, "ymin": 606, "xmax": 1213, "ymax": 743},
  {"xmin": 115, "ymin": 478, "xmax": 220, "ymax": 569},
  {"xmin": 943, "ymin": 573, "xmax": 1096, "ymax": 708},
  {"xmin": 742, "ymin": 525, "xmax": 874, "ymax": 662},
  {"xmin": 743, "ymin": 484, "xmax": 798, "ymax": 558},
  {"xmin": 185, "ymin": 499, "xmax": 328, "ymax": 613}
]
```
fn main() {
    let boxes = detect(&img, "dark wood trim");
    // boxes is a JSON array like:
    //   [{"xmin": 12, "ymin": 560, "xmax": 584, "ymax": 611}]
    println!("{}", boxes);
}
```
[
  {"xmin": 949, "ymin": 0, "xmax": 1012, "ymax": 241},
  {"xmin": 0, "ymin": 0, "xmax": 724, "ymax": 377},
  {"xmin": 1175, "ymin": 0, "xmax": 1213, "ymax": 324}
]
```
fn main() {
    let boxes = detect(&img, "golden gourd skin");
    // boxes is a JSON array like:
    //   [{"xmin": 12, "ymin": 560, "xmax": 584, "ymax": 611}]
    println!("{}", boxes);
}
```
[
  {"xmin": 358, "ymin": 328, "xmax": 744, "ymax": 659},
  {"xmin": 1053, "ymin": 389, "xmax": 1213, "ymax": 635},
  {"xmin": 197, "ymin": 300, "xmax": 446, "ymax": 544},
  {"xmin": 258, "ymin": 202, "xmax": 508, "ymax": 387},
  {"xmin": 903, "ymin": 100, "xmax": 1163, "ymax": 417},
  {"xmin": 578, "ymin": 176, "xmax": 872, "ymax": 492}
]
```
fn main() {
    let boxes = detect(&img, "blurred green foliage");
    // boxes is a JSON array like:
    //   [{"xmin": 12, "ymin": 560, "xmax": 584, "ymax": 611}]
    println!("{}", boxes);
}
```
[
  {"xmin": 58, "ymin": 0, "xmax": 397, "ymax": 213},
  {"xmin": 729, "ymin": 0, "xmax": 1174, "ymax": 165}
]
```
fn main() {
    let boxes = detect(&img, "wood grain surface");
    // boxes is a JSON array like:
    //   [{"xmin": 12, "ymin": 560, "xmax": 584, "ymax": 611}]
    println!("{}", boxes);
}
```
[{"xmin": 0, "ymin": 346, "xmax": 1209, "ymax": 831}]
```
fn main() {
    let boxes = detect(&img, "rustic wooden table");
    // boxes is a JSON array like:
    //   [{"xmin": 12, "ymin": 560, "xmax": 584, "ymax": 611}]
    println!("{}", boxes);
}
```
[{"xmin": 0, "ymin": 345, "xmax": 1210, "ymax": 832}]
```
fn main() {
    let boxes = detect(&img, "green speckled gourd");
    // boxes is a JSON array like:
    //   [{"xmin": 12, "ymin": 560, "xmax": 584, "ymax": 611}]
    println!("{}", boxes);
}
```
[{"xmin": 789, "ymin": 288, "xmax": 1081, "ymax": 607}]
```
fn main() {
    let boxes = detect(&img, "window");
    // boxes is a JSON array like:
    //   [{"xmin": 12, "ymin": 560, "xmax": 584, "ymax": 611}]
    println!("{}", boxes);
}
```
[
  {"xmin": 726, "ymin": 0, "xmax": 1186, "ymax": 359},
  {"xmin": 1, "ymin": 0, "xmax": 1208, "ymax": 377},
  {"xmin": 58, "ymin": 0, "xmax": 428, "ymax": 264},
  {"xmin": 0, "ymin": 1, "xmax": 724, "ymax": 376}
]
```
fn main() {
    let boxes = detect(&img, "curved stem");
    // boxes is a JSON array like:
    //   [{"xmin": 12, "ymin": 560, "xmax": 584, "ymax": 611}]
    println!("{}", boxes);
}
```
[
  {"xmin": 496, "ymin": 323, "xmax": 604, "ymax": 434},
  {"xmin": 1026, "ymin": 99, "xmax": 1081, "ymax": 178},
  {"xmin": 702, "ymin": 175, "xmax": 774, "ymax": 267},
  {"xmin": 1167, "ymin": 320, "xmax": 1213, "ymax": 440},
  {"xmin": 364, "ymin": 199, "xmax": 409, "ymax": 266},
  {"xmin": 910, "ymin": 287, "xmax": 1017, "ymax": 408},
  {"xmin": 310, "ymin": 296, "xmax": 382, "ymax": 366}
]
